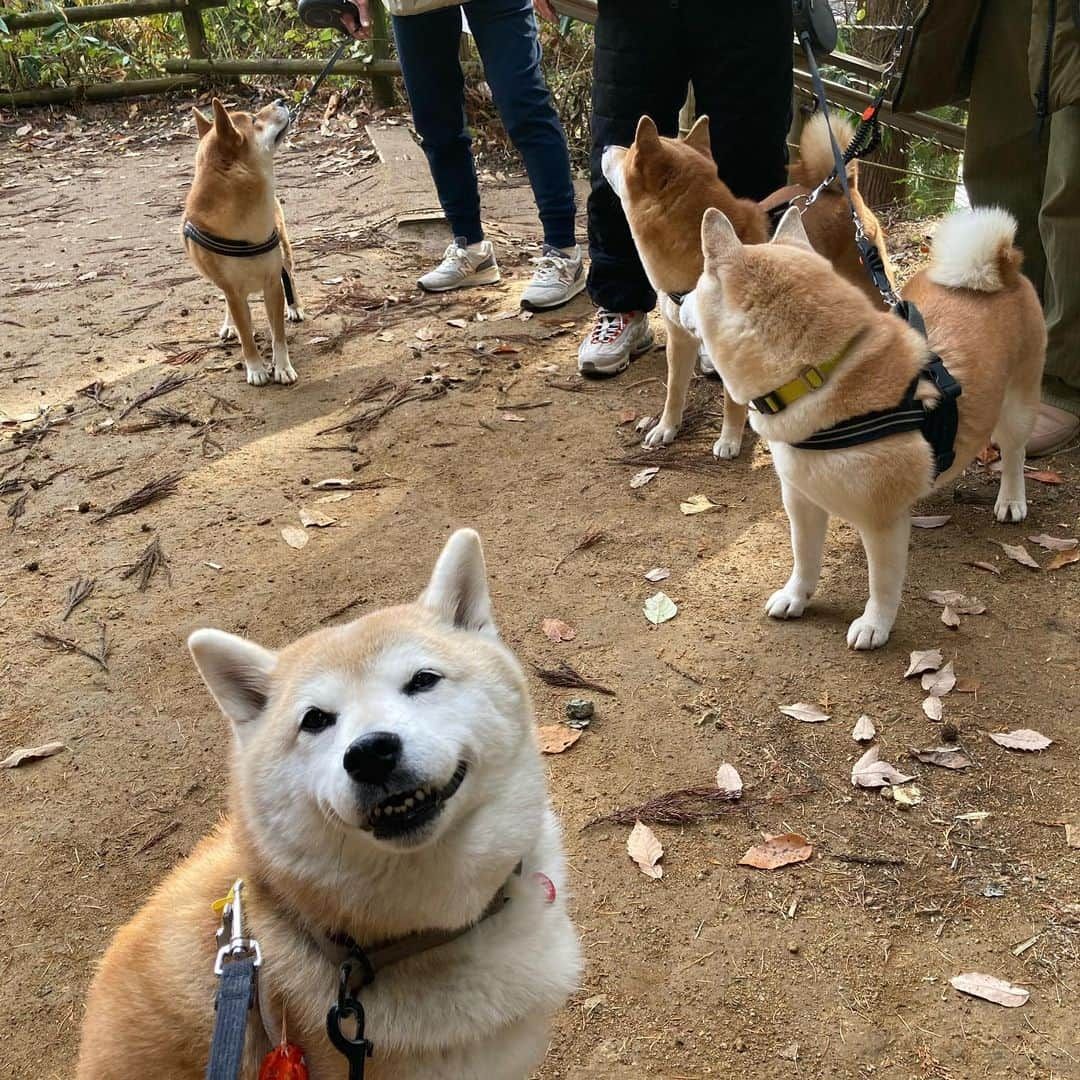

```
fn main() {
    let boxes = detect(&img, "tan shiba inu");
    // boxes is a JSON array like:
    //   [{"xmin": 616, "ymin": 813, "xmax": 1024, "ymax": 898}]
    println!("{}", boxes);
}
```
[
  {"xmin": 77, "ymin": 530, "xmax": 582, "ymax": 1078},
  {"xmin": 602, "ymin": 112, "xmax": 892, "ymax": 460},
  {"xmin": 184, "ymin": 98, "xmax": 304, "ymax": 387},
  {"xmin": 679, "ymin": 205, "xmax": 1045, "ymax": 650}
]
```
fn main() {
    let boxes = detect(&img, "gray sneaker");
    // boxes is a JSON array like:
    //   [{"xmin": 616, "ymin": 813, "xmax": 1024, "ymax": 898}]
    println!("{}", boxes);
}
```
[
  {"xmin": 418, "ymin": 238, "xmax": 501, "ymax": 293},
  {"xmin": 577, "ymin": 309, "xmax": 654, "ymax": 376},
  {"xmin": 521, "ymin": 244, "xmax": 586, "ymax": 311}
]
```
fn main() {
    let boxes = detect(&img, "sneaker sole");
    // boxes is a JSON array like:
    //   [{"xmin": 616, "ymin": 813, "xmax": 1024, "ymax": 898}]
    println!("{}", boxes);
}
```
[
  {"xmin": 578, "ymin": 330, "xmax": 655, "ymax": 378},
  {"xmin": 520, "ymin": 273, "xmax": 587, "ymax": 312},
  {"xmin": 417, "ymin": 266, "xmax": 502, "ymax": 294}
]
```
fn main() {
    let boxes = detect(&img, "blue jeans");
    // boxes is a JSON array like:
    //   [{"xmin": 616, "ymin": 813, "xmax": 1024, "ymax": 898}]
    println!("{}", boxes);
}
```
[{"xmin": 392, "ymin": 0, "xmax": 577, "ymax": 249}]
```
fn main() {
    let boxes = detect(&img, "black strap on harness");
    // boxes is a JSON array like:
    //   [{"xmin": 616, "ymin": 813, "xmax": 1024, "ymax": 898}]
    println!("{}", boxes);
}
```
[
  {"xmin": 183, "ymin": 220, "xmax": 281, "ymax": 258},
  {"xmin": 206, "ymin": 956, "xmax": 258, "ymax": 1080}
]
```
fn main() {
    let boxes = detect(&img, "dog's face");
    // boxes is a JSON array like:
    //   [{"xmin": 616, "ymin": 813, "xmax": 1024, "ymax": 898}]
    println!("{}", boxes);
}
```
[
  {"xmin": 192, "ymin": 98, "xmax": 290, "ymax": 172},
  {"xmin": 189, "ymin": 531, "xmax": 543, "ymax": 871}
]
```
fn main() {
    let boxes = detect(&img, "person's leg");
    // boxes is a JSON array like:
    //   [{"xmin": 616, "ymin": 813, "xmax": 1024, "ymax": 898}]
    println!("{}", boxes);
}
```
[
  {"xmin": 391, "ymin": 6, "xmax": 483, "ymax": 245},
  {"xmin": 467, "ymin": 0, "xmax": 576, "ymax": 250},
  {"xmin": 964, "ymin": 0, "xmax": 1047, "ymax": 295},
  {"xmin": 586, "ymin": 0, "xmax": 684, "ymax": 314},
  {"xmin": 685, "ymin": 0, "xmax": 792, "ymax": 201}
]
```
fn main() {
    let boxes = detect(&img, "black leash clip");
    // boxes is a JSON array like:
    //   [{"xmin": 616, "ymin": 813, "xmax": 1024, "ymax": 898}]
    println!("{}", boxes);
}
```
[{"xmin": 326, "ymin": 949, "xmax": 375, "ymax": 1080}]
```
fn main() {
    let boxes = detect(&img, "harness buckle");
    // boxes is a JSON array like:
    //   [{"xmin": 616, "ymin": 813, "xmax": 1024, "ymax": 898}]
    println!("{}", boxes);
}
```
[
  {"xmin": 799, "ymin": 365, "xmax": 825, "ymax": 391},
  {"xmin": 213, "ymin": 878, "xmax": 263, "ymax": 978}
]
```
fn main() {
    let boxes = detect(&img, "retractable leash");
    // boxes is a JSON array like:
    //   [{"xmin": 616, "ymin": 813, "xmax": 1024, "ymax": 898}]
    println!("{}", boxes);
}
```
[{"xmin": 289, "ymin": 0, "xmax": 358, "ymax": 127}]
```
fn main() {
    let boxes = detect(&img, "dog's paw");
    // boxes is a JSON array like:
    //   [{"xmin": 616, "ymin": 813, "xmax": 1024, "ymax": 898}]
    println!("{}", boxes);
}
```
[
  {"xmin": 642, "ymin": 421, "xmax": 679, "ymax": 449},
  {"xmin": 286, "ymin": 304, "xmax": 305, "ymax": 324},
  {"xmin": 713, "ymin": 435, "xmax": 741, "ymax": 460},
  {"xmin": 219, "ymin": 323, "xmax": 238, "ymax": 343},
  {"xmin": 994, "ymin": 496, "xmax": 1028, "ymax": 523},
  {"xmin": 765, "ymin": 589, "xmax": 807, "ymax": 619},
  {"xmin": 245, "ymin": 364, "xmax": 271, "ymax": 386},
  {"xmin": 846, "ymin": 615, "xmax": 892, "ymax": 651},
  {"xmin": 274, "ymin": 362, "xmax": 298, "ymax": 385}
]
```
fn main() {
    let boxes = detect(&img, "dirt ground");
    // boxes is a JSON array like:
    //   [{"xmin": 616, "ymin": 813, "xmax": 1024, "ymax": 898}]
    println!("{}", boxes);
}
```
[{"xmin": 1, "ymin": 98, "xmax": 1078, "ymax": 1080}]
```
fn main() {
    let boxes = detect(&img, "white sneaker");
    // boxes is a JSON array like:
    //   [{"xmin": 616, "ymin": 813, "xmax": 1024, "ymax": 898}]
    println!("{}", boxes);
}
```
[
  {"xmin": 418, "ymin": 238, "xmax": 501, "ymax": 293},
  {"xmin": 577, "ymin": 309, "xmax": 654, "ymax": 376},
  {"xmin": 698, "ymin": 341, "xmax": 720, "ymax": 379},
  {"xmin": 521, "ymin": 244, "xmax": 586, "ymax": 311}
]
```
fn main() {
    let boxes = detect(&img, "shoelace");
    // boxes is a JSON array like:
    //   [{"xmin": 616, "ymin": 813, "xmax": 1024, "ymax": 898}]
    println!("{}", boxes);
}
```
[
  {"xmin": 436, "ymin": 243, "xmax": 473, "ymax": 273},
  {"xmin": 590, "ymin": 310, "xmax": 628, "ymax": 345},
  {"xmin": 529, "ymin": 255, "xmax": 567, "ymax": 284}
]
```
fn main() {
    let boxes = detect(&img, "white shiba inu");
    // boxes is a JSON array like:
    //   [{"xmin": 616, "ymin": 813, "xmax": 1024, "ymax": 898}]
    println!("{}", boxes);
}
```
[{"xmin": 77, "ymin": 529, "xmax": 582, "ymax": 1079}]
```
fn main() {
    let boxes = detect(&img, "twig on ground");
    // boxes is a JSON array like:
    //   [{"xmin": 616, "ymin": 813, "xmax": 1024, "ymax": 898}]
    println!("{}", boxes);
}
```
[
  {"xmin": 135, "ymin": 820, "xmax": 181, "ymax": 854},
  {"xmin": 35, "ymin": 625, "xmax": 110, "ymax": 672},
  {"xmin": 120, "ymin": 537, "xmax": 171, "ymax": 591},
  {"xmin": 61, "ymin": 577, "xmax": 95, "ymax": 621},
  {"xmin": 79, "ymin": 381, "xmax": 113, "ymax": 410},
  {"xmin": 552, "ymin": 526, "xmax": 605, "ymax": 575},
  {"xmin": 316, "ymin": 382, "xmax": 447, "ymax": 437},
  {"xmin": 7, "ymin": 489, "xmax": 29, "ymax": 529},
  {"xmin": 583, "ymin": 784, "xmax": 813, "ymax": 829},
  {"xmin": 829, "ymin": 853, "xmax": 906, "ymax": 867},
  {"xmin": 118, "ymin": 374, "xmax": 197, "ymax": 420},
  {"xmin": 533, "ymin": 661, "xmax": 615, "ymax": 697},
  {"xmin": 84, "ymin": 465, "xmax": 124, "ymax": 483},
  {"xmin": 95, "ymin": 472, "xmax": 181, "ymax": 523}
]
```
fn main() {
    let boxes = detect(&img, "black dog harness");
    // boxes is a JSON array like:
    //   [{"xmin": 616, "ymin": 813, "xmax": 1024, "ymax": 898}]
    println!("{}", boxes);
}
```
[{"xmin": 183, "ymin": 220, "xmax": 298, "ymax": 308}]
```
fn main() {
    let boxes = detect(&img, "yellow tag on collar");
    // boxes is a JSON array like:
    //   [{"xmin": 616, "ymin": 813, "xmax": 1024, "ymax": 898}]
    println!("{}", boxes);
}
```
[{"xmin": 212, "ymin": 887, "xmax": 236, "ymax": 915}]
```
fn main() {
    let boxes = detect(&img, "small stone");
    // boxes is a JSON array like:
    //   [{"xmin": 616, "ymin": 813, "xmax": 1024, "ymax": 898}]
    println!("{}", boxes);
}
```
[
  {"xmin": 786, "ymin": 941, "xmax": 799, "ymax": 954},
  {"xmin": 24, "ymin": 560, "xmax": 39, "ymax": 572},
  {"xmin": 352, "ymin": 461, "xmax": 363, "ymax": 472},
  {"xmin": 77, "ymin": 501, "xmax": 90, "ymax": 514},
  {"xmin": 179, "ymin": 307, "xmax": 190, "ymax": 316},
  {"xmin": 301, "ymin": 477, "xmax": 311, "ymax": 486},
  {"xmin": 734, "ymin": 1037, "xmax": 747, "ymax": 1052},
  {"xmin": 565, "ymin": 698, "xmax": 595, "ymax": 724},
  {"xmin": 64, "ymin": 403, "xmax": 75, "ymax": 414},
  {"xmin": 941, "ymin": 721, "xmax": 959, "ymax": 743}
]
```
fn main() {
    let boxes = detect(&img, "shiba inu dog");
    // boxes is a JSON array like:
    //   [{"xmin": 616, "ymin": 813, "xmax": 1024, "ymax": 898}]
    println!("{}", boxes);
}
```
[
  {"xmin": 77, "ymin": 530, "xmax": 582, "ymax": 1078},
  {"xmin": 679, "ymin": 205, "xmax": 1045, "ymax": 650},
  {"xmin": 184, "ymin": 98, "xmax": 304, "ymax": 387},
  {"xmin": 602, "ymin": 113, "xmax": 892, "ymax": 460}
]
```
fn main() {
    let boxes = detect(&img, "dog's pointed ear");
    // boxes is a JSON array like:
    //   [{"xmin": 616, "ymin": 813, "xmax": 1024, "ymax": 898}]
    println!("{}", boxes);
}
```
[
  {"xmin": 420, "ymin": 529, "xmax": 497, "ymax": 637},
  {"xmin": 211, "ymin": 98, "xmax": 239, "ymax": 144},
  {"xmin": 701, "ymin": 207, "xmax": 743, "ymax": 267},
  {"xmin": 193, "ymin": 107, "xmax": 213, "ymax": 139},
  {"xmin": 188, "ymin": 629, "xmax": 277, "ymax": 727},
  {"xmin": 683, "ymin": 114, "xmax": 711, "ymax": 156},
  {"xmin": 770, "ymin": 205, "xmax": 815, "ymax": 253},
  {"xmin": 634, "ymin": 115, "xmax": 662, "ymax": 156}
]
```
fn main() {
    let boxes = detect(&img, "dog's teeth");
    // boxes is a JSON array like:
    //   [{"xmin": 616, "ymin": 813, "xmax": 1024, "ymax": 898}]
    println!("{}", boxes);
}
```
[
  {"xmin": 372, "ymin": 807, "xmax": 382, "ymax": 818},
  {"xmin": 415, "ymin": 789, "xmax": 425, "ymax": 801},
  {"xmin": 404, "ymin": 798, "xmax": 415, "ymax": 809}
]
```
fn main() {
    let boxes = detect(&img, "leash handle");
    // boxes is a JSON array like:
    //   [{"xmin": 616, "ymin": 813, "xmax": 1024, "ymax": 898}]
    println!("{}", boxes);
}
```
[{"xmin": 206, "ymin": 956, "xmax": 258, "ymax": 1080}]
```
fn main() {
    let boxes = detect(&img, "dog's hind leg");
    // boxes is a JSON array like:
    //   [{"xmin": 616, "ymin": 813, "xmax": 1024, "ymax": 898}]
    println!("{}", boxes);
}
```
[
  {"xmin": 766, "ymin": 480, "xmax": 829, "ymax": 619},
  {"xmin": 847, "ymin": 515, "xmax": 911, "ymax": 650},
  {"xmin": 223, "ymin": 287, "xmax": 269, "ymax": 386},
  {"xmin": 992, "ymin": 376, "xmax": 1039, "ymax": 524},
  {"xmin": 643, "ymin": 315, "xmax": 696, "ymax": 448},
  {"xmin": 219, "ymin": 298, "xmax": 238, "ymax": 342},
  {"xmin": 275, "ymin": 199, "xmax": 304, "ymax": 323},
  {"xmin": 263, "ymin": 271, "xmax": 297, "ymax": 385}
]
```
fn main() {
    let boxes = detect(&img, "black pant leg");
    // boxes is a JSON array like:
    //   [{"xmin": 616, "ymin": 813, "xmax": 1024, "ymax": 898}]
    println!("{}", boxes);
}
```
[{"xmin": 586, "ymin": 0, "xmax": 685, "ymax": 312}]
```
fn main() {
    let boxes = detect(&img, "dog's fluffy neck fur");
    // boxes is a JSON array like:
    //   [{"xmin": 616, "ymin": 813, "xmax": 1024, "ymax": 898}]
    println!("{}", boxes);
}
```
[{"xmin": 186, "ymin": 136, "xmax": 275, "ymax": 241}]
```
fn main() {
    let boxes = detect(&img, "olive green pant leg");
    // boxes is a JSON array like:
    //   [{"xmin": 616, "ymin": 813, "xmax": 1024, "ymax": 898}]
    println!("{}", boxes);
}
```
[
  {"xmin": 1040, "ymin": 103, "xmax": 1080, "ymax": 412},
  {"xmin": 963, "ymin": 0, "xmax": 1048, "ymax": 295}
]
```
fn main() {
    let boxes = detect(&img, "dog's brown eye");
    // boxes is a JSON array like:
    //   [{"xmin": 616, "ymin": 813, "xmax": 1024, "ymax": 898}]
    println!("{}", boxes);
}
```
[
  {"xmin": 403, "ymin": 670, "xmax": 442, "ymax": 695},
  {"xmin": 300, "ymin": 707, "xmax": 336, "ymax": 733}
]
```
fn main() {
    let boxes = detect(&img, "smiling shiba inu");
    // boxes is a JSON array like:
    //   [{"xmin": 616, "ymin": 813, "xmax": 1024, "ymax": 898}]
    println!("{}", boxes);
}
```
[
  {"xmin": 678, "ymin": 206, "xmax": 1045, "ymax": 650},
  {"xmin": 77, "ymin": 530, "xmax": 581, "ymax": 1079},
  {"xmin": 184, "ymin": 98, "xmax": 304, "ymax": 387},
  {"xmin": 602, "ymin": 113, "xmax": 892, "ymax": 460}
]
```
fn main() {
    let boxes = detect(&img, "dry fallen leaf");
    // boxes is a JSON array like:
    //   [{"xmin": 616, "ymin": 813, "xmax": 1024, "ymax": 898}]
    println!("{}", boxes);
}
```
[
  {"xmin": 617, "ymin": 408, "xmax": 636, "ymax": 425},
  {"xmin": 954, "ymin": 677, "xmax": 981, "ymax": 694},
  {"xmin": 926, "ymin": 590, "xmax": 986, "ymax": 615},
  {"xmin": 316, "ymin": 492, "xmax": 354, "ymax": 504},
  {"xmin": 989, "ymin": 729, "xmax": 1053, "ymax": 752},
  {"xmin": 536, "ymin": 725, "xmax": 581, "ymax": 754},
  {"xmin": 852, "ymin": 715, "xmax": 876, "ymax": 742},
  {"xmin": 446, "ymin": 318, "xmax": 468, "ymax": 329},
  {"xmin": 715, "ymin": 763, "xmax": 743, "ymax": 798},
  {"xmin": 644, "ymin": 567, "xmax": 670, "ymax": 583},
  {"xmin": 299, "ymin": 508, "xmax": 337, "ymax": 528},
  {"xmin": 968, "ymin": 560, "xmax": 1002, "ymax": 575},
  {"xmin": 910, "ymin": 746, "xmax": 973, "ymax": 770},
  {"xmin": 541, "ymin": 618, "xmax": 576, "ymax": 644},
  {"xmin": 1047, "ymin": 549, "xmax": 1080, "ymax": 571},
  {"xmin": 950, "ymin": 972, "xmax": 1029, "ymax": 1008},
  {"xmin": 922, "ymin": 696, "xmax": 944, "ymax": 721},
  {"xmin": 414, "ymin": 327, "xmax": 435, "ymax": 342},
  {"xmin": 1025, "ymin": 469, "xmax": 1063, "ymax": 485},
  {"xmin": 851, "ymin": 746, "xmax": 916, "ymax": 788},
  {"xmin": 739, "ymin": 832, "xmax": 813, "ymax": 871},
  {"xmin": 891, "ymin": 784, "xmax": 923, "ymax": 808},
  {"xmin": 912, "ymin": 515, "xmax": 951, "ymax": 528},
  {"xmin": 922, "ymin": 661, "xmax": 956, "ymax": 697},
  {"xmin": 627, "ymin": 820, "xmax": 664, "ymax": 879},
  {"xmin": 780, "ymin": 702, "xmax": 830, "ymax": 723},
  {"xmin": 680, "ymin": 494, "xmax": 718, "ymax": 515},
  {"xmin": 1, "ymin": 741, "xmax": 66, "ymax": 769},
  {"xmin": 630, "ymin": 466, "xmax": 660, "ymax": 489},
  {"xmin": 1028, "ymin": 534, "xmax": 1078, "ymax": 552},
  {"xmin": 941, "ymin": 605, "xmax": 961, "ymax": 628},
  {"xmin": 643, "ymin": 591, "xmax": 678, "ymax": 625},
  {"xmin": 997, "ymin": 541, "xmax": 1040, "ymax": 570},
  {"xmin": 281, "ymin": 526, "xmax": 309, "ymax": 550},
  {"xmin": 905, "ymin": 649, "xmax": 943, "ymax": 677},
  {"xmin": 501, "ymin": 413, "xmax": 527, "ymax": 423}
]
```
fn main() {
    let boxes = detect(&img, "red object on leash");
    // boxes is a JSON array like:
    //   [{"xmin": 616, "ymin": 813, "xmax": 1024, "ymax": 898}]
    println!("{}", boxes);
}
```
[{"xmin": 259, "ymin": 1042, "xmax": 309, "ymax": 1080}]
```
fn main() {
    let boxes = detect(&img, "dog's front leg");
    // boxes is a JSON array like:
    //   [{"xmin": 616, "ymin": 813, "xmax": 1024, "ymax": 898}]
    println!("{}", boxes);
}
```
[
  {"xmin": 714, "ymin": 396, "xmax": 747, "ymax": 460},
  {"xmin": 766, "ymin": 479, "xmax": 829, "ymax": 619},
  {"xmin": 264, "ymin": 272, "xmax": 297, "ymax": 385},
  {"xmin": 643, "ymin": 315, "xmax": 696, "ymax": 448},
  {"xmin": 848, "ymin": 516, "xmax": 911, "ymax": 650},
  {"xmin": 223, "ymin": 288, "xmax": 269, "ymax": 386},
  {"xmin": 219, "ymin": 300, "xmax": 238, "ymax": 342}
]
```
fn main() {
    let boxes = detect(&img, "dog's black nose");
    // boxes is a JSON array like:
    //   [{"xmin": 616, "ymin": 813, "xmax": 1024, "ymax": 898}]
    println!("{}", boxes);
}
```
[
  {"xmin": 344, "ymin": 732, "xmax": 402, "ymax": 785},
  {"xmin": 273, "ymin": 97, "xmax": 286, "ymax": 108}
]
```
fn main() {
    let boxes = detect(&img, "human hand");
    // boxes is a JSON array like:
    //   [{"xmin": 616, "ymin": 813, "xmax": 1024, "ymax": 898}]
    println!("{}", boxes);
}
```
[
  {"xmin": 534, "ymin": 0, "xmax": 557, "ymax": 23},
  {"xmin": 341, "ymin": 0, "xmax": 372, "ymax": 39}
]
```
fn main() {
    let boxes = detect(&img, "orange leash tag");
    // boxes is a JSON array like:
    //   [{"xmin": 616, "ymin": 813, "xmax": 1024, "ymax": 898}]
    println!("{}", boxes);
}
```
[{"xmin": 259, "ymin": 1043, "xmax": 309, "ymax": 1080}]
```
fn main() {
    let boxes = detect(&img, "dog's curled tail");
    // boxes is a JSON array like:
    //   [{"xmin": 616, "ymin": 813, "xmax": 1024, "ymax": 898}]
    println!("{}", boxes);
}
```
[
  {"xmin": 793, "ymin": 112, "xmax": 858, "ymax": 189},
  {"xmin": 927, "ymin": 206, "xmax": 1023, "ymax": 293}
]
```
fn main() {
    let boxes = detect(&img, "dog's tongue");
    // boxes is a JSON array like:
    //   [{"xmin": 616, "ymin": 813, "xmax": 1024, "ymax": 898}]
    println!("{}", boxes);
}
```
[{"xmin": 531, "ymin": 871, "xmax": 556, "ymax": 904}]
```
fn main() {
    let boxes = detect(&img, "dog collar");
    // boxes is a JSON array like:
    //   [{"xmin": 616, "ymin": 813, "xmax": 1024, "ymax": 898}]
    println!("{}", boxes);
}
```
[
  {"xmin": 749, "ymin": 332, "xmax": 863, "ymax": 416},
  {"xmin": 182, "ymin": 219, "xmax": 280, "ymax": 258}
]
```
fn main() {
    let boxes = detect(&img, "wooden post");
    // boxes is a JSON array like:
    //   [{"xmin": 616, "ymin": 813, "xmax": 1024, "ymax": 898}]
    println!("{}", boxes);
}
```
[
  {"xmin": 678, "ymin": 82, "xmax": 695, "ymax": 137},
  {"xmin": 368, "ymin": 0, "xmax": 395, "ymax": 108},
  {"xmin": 179, "ymin": 0, "xmax": 208, "ymax": 60}
]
